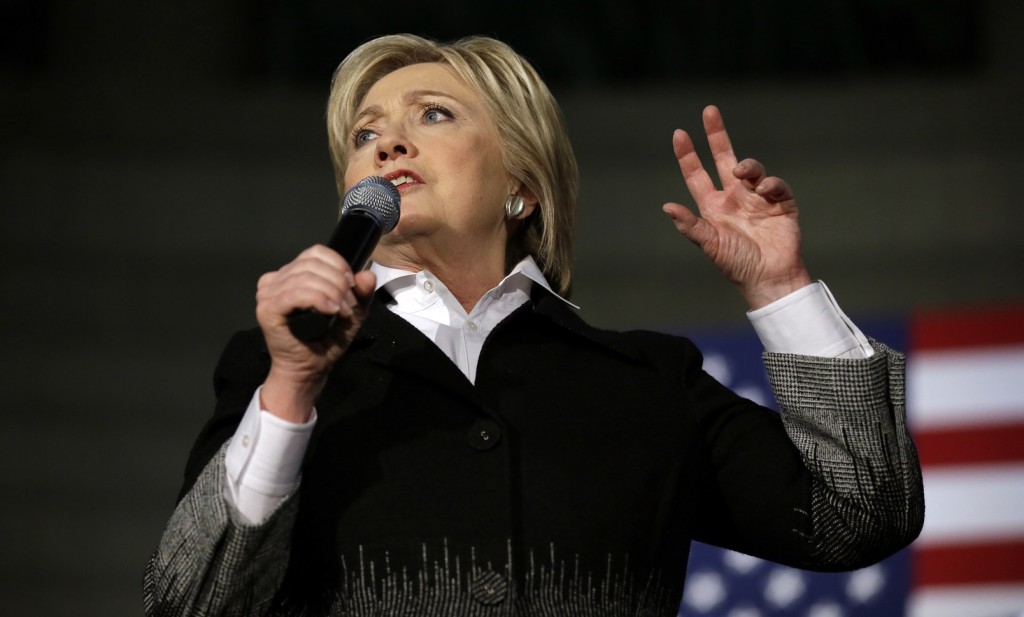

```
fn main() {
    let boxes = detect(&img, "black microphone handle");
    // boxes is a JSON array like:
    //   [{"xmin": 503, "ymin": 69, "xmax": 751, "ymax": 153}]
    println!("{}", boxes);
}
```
[{"xmin": 286, "ymin": 211, "xmax": 383, "ymax": 342}]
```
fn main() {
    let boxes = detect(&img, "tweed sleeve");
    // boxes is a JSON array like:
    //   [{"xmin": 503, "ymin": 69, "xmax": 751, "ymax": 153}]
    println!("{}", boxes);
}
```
[
  {"xmin": 763, "ymin": 339, "xmax": 924, "ymax": 570},
  {"xmin": 143, "ymin": 443, "xmax": 299, "ymax": 617}
]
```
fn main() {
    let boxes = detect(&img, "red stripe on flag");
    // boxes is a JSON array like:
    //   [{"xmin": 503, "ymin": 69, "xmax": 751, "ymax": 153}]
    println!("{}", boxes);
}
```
[
  {"xmin": 915, "ymin": 420, "xmax": 1024, "ymax": 467},
  {"xmin": 911, "ymin": 305, "xmax": 1024, "ymax": 351},
  {"xmin": 914, "ymin": 539, "xmax": 1024, "ymax": 586}
]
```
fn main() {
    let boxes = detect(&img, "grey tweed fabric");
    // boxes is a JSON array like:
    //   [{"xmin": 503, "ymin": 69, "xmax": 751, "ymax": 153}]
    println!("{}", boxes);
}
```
[
  {"xmin": 144, "ymin": 444, "xmax": 299, "ymax": 616},
  {"xmin": 764, "ymin": 341, "xmax": 922, "ymax": 569}
]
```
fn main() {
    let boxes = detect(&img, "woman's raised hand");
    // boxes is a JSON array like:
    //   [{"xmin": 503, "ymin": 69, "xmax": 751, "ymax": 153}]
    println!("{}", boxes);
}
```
[
  {"xmin": 663, "ymin": 105, "xmax": 812, "ymax": 310},
  {"xmin": 255, "ymin": 245, "xmax": 377, "ymax": 422}
]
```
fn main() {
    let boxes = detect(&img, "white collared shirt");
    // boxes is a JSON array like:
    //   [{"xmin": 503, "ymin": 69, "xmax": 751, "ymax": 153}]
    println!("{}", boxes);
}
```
[
  {"xmin": 373, "ymin": 257, "xmax": 577, "ymax": 383},
  {"xmin": 224, "ymin": 258, "xmax": 871, "ymax": 523}
]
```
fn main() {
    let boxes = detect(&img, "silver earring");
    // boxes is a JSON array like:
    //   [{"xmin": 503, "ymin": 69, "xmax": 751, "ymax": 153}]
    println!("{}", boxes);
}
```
[{"xmin": 504, "ymin": 194, "xmax": 525, "ymax": 219}]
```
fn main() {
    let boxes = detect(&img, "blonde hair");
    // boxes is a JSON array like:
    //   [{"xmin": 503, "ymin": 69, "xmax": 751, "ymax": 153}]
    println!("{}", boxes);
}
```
[{"xmin": 326, "ymin": 34, "xmax": 578, "ymax": 297}]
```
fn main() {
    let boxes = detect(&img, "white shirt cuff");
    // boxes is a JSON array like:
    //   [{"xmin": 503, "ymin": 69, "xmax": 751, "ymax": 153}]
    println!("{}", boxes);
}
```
[
  {"xmin": 223, "ymin": 386, "xmax": 316, "ymax": 524},
  {"xmin": 747, "ymin": 281, "xmax": 874, "ymax": 359}
]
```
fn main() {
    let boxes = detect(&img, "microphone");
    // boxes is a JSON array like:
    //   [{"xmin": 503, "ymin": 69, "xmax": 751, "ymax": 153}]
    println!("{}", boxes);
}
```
[{"xmin": 287, "ymin": 176, "xmax": 401, "ymax": 342}]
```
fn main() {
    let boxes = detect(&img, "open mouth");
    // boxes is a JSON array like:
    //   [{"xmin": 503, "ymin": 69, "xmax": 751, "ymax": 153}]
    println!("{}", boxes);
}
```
[{"xmin": 384, "ymin": 170, "xmax": 423, "ymax": 190}]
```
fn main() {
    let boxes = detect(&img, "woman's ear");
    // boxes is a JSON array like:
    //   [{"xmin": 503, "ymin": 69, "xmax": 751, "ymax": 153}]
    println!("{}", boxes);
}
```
[{"xmin": 514, "ymin": 183, "xmax": 539, "ymax": 219}]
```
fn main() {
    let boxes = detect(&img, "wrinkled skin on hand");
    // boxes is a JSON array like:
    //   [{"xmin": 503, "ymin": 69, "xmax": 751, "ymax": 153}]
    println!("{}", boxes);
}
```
[{"xmin": 662, "ymin": 105, "xmax": 812, "ymax": 310}]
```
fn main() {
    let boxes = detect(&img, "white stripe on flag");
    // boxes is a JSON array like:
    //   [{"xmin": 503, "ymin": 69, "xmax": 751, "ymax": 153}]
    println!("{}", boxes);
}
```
[
  {"xmin": 908, "ymin": 346, "xmax": 1024, "ymax": 429},
  {"xmin": 909, "ymin": 583, "xmax": 1024, "ymax": 617},
  {"xmin": 917, "ymin": 462, "xmax": 1024, "ymax": 545}
]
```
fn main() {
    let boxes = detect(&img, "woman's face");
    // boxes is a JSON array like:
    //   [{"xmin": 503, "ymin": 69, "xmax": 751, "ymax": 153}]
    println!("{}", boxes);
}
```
[{"xmin": 343, "ymin": 62, "xmax": 514, "ymax": 265}]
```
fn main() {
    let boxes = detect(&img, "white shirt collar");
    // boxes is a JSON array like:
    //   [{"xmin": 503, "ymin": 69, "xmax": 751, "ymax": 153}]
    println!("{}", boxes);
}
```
[{"xmin": 369, "ymin": 255, "xmax": 578, "ymax": 317}]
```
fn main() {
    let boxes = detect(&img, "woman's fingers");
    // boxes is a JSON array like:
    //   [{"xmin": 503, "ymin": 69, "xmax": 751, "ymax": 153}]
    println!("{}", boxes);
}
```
[
  {"xmin": 672, "ymin": 129, "xmax": 717, "ymax": 206},
  {"xmin": 754, "ymin": 176, "xmax": 795, "ymax": 204},
  {"xmin": 703, "ymin": 105, "xmax": 740, "ymax": 187},
  {"xmin": 256, "ymin": 244, "xmax": 360, "ymax": 325},
  {"xmin": 733, "ymin": 158, "xmax": 796, "ymax": 210},
  {"xmin": 674, "ymin": 107, "xmax": 759, "ymax": 206},
  {"xmin": 258, "ymin": 268, "xmax": 352, "ymax": 318},
  {"xmin": 733, "ymin": 158, "xmax": 766, "ymax": 192}
]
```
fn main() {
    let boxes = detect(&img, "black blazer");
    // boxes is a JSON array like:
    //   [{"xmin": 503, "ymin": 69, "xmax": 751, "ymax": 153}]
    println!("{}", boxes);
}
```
[{"xmin": 163, "ymin": 288, "xmax": 921, "ymax": 616}]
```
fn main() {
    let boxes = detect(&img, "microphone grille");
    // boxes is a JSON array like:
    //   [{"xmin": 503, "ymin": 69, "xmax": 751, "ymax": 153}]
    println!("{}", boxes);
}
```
[{"xmin": 341, "ymin": 176, "xmax": 401, "ymax": 233}]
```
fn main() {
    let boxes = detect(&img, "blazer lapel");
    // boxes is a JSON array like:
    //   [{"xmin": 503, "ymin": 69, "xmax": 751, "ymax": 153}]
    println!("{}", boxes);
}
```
[
  {"xmin": 529, "ymin": 287, "xmax": 642, "ymax": 362},
  {"xmin": 346, "ymin": 286, "xmax": 641, "ymax": 405},
  {"xmin": 351, "ymin": 291, "xmax": 478, "ymax": 404}
]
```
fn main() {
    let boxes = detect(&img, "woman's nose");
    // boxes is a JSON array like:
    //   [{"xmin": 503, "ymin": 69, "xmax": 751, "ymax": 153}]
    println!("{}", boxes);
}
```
[{"xmin": 375, "ymin": 127, "xmax": 416, "ymax": 164}]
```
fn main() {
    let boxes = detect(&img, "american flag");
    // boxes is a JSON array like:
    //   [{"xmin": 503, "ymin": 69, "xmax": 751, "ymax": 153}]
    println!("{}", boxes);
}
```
[{"xmin": 678, "ymin": 306, "xmax": 1024, "ymax": 617}]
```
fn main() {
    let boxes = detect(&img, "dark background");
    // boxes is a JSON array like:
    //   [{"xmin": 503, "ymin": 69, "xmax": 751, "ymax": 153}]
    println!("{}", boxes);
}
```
[{"xmin": 1, "ymin": 1, "xmax": 1021, "ymax": 614}]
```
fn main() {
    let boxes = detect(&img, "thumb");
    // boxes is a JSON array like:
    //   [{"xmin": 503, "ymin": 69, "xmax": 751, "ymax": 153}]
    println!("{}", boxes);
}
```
[
  {"xmin": 663, "ymin": 203, "xmax": 715, "ymax": 248},
  {"xmin": 353, "ymin": 270, "xmax": 378, "ymax": 301}
]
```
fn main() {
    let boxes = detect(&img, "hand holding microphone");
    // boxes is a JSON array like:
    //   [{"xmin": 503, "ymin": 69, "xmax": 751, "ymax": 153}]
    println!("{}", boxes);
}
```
[
  {"xmin": 286, "ymin": 176, "xmax": 401, "ymax": 341},
  {"xmin": 254, "ymin": 176, "xmax": 400, "ymax": 422}
]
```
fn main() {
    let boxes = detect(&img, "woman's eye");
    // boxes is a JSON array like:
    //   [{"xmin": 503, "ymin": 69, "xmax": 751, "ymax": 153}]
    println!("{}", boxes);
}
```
[
  {"xmin": 353, "ymin": 129, "xmax": 377, "ymax": 147},
  {"xmin": 423, "ymin": 105, "xmax": 453, "ymax": 124}
]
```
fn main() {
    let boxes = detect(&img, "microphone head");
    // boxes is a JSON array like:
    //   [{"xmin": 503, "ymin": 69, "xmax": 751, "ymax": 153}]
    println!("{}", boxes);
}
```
[{"xmin": 341, "ymin": 176, "xmax": 401, "ymax": 233}]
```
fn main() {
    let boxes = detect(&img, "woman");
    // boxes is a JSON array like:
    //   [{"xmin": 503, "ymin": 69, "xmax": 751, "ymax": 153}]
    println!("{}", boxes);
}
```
[{"xmin": 145, "ymin": 34, "xmax": 923, "ymax": 617}]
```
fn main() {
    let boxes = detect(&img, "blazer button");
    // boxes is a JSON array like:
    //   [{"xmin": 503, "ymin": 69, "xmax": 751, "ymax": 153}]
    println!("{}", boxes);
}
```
[
  {"xmin": 468, "ymin": 570, "xmax": 508, "ymax": 605},
  {"xmin": 467, "ymin": 420, "xmax": 502, "ymax": 450}
]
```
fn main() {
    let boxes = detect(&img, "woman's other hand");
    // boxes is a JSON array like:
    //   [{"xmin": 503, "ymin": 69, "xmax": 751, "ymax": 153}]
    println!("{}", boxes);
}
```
[
  {"xmin": 663, "ymin": 105, "xmax": 812, "ymax": 310},
  {"xmin": 254, "ymin": 244, "xmax": 377, "ymax": 422}
]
